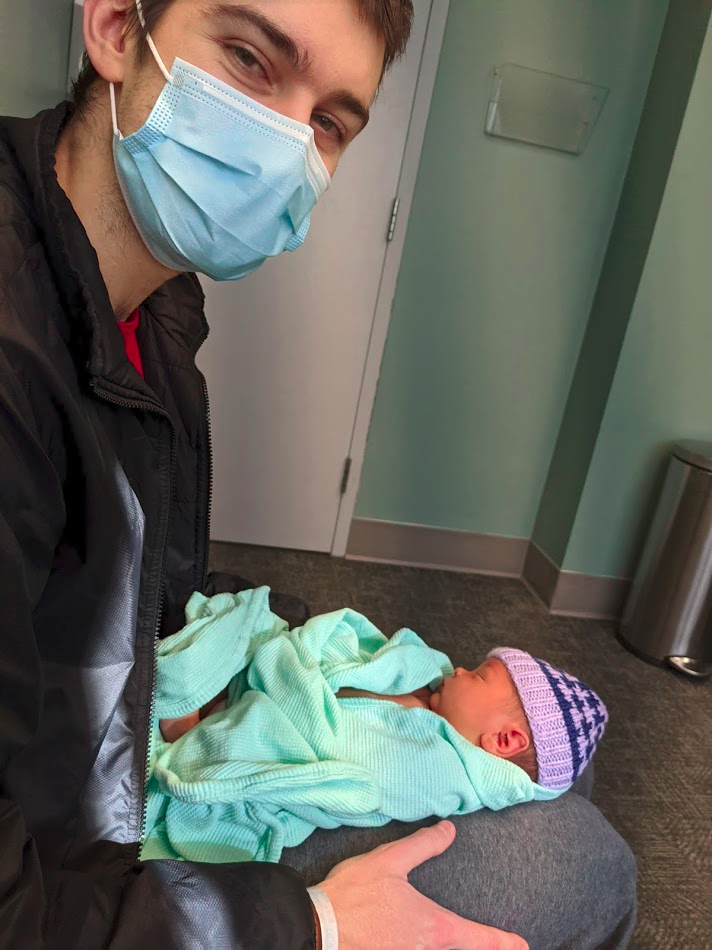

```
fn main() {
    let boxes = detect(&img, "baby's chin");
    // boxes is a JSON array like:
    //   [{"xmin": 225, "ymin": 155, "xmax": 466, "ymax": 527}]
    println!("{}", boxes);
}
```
[{"xmin": 429, "ymin": 687, "xmax": 442, "ymax": 710}]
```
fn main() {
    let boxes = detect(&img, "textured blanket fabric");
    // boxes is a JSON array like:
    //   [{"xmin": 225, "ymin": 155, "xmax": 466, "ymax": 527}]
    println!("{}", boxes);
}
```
[{"xmin": 142, "ymin": 587, "xmax": 561, "ymax": 863}]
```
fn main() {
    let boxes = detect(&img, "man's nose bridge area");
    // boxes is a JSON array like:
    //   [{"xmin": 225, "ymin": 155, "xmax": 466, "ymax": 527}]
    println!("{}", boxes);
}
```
[{"xmin": 272, "ymin": 88, "xmax": 315, "ymax": 129}]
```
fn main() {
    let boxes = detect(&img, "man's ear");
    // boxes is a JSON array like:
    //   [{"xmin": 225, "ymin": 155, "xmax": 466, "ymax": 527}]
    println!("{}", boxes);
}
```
[
  {"xmin": 480, "ymin": 725, "xmax": 530, "ymax": 760},
  {"xmin": 83, "ymin": 0, "xmax": 133, "ymax": 85}
]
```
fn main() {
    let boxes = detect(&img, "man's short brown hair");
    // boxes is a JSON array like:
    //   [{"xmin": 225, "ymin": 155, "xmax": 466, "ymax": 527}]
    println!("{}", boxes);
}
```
[{"xmin": 71, "ymin": 0, "xmax": 414, "ymax": 114}]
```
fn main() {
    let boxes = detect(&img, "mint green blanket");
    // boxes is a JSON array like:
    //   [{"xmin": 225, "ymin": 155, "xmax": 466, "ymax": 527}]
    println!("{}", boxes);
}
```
[{"xmin": 142, "ymin": 587, "xmax": 560, "ymax": 864}]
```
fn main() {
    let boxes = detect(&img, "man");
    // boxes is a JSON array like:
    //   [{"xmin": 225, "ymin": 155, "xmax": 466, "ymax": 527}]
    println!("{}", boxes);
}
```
[{"xmin": 0, "ymin": 0, "xmax": 636, "ymax": 947}]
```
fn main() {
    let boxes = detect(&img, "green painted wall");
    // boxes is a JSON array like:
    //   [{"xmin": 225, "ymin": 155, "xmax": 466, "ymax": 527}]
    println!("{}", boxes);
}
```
[
  {"xmin": 532, "ymin": 0, "xmax": 712, "ymax": 567},
  {"xmin": 356, "ymin": 0, "xmax": 667, "ymax": 536},
  {"xmin": 0, "ymin": 0, "xmax": 75, "ymax": 117},
  {"xmin": 564, "ymin": 19, "xmax": 712, "ymax": 578}
]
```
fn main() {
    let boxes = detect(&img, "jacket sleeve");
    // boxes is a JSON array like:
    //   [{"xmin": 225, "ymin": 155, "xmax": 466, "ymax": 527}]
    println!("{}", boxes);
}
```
[
  {"xmin": 107, "ymin": 860, "xmax": 317, "ymax": 949},
  {"xmin": 0, "ymin": 344, "xmax": 67, "ymax": 949},
  {"xmin": 0, "ymin": 352, "xmax": 317, "ymax": 950}
]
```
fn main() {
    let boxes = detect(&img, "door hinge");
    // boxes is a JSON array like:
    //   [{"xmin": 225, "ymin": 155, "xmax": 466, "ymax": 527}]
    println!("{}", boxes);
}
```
[
  {"xmin": 387, "ymin": 197, "xmax": 401, "ymax": 243},
  {"xmin": 340, "ymin": 458, "xmax": 353, "ymax": 495}
]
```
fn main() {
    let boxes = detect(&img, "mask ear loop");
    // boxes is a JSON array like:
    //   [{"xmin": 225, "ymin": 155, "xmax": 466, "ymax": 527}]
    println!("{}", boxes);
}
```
[
  {"xmin": 136, "ymin": 0, "xmax": 174, "ymax": 84},
  {"xmin": 110, "ymin": 82, "xmax": 122, "ymax": 140},
  {"xmin": 145, "ymin": 34, "xmax": 175, "ymax": 84},
  {"xmin": 110, "ymin": 0, "xmax": 175, "ymax": 140}
]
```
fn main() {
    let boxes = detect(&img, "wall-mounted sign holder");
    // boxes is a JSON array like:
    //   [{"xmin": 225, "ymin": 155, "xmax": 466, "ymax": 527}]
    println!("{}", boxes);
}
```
[{"xmin": 485, "ymin": 63, "xmax": 609, "ymax": 156}]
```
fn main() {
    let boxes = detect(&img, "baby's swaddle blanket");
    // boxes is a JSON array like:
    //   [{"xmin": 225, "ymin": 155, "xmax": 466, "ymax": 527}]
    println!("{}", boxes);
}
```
[{"xmin": 142, "ymin": 587, "xmax": 559, "ymax": 864}]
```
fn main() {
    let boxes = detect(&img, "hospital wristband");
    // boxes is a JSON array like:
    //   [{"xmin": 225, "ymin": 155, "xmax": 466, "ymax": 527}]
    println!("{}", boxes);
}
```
[{"xmin": 307, "ymin": 886, "xmax": 339, "ymax": 950}]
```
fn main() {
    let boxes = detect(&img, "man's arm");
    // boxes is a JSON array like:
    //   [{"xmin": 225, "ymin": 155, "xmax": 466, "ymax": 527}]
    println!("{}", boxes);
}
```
[
  {"xmin": 0, "ymin": 356, "xmax": 319, "ymax": 949},
  {"xmin": 0, "ymin": 347, "xmax": 67, "ymax": 947}
]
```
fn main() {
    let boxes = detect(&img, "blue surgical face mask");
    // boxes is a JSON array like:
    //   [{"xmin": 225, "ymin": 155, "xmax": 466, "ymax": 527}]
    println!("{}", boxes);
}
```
[{"xmin": 109, "ymin": 4, "xmax": 330, "ymax": 281}]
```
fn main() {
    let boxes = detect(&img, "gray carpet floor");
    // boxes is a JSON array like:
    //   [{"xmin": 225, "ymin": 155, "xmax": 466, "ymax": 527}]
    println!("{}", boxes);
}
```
[{"xmin": 210, "ymin": 541, "xmax": 712, "ymax": 950}]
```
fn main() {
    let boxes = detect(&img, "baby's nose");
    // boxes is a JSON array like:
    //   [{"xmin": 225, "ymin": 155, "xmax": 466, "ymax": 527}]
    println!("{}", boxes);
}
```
[{"xmin": 454, "ymin": 667, "xmax": 467, "ymax": 677}]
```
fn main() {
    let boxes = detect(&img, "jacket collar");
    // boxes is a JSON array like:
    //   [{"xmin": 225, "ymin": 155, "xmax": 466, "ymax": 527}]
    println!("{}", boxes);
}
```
[{"xmin": 0, "ymin": 102, "xmax": 208, "ymax": 399}]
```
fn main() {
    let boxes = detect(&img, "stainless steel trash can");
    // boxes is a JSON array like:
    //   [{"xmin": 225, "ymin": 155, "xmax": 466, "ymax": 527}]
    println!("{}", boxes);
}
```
[{"xmin": 619, "ymin": 441, "xmax": 712, "ymax": 678}]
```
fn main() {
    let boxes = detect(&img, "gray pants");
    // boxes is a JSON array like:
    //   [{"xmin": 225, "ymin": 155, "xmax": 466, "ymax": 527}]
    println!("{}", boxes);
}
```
[{"xmin": 281, "ymin": 766, "xmax": 637, "ymax": 950}]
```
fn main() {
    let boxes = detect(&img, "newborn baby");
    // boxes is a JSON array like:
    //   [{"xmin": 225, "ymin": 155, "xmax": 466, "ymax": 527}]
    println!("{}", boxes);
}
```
[
  {"xmin": 144, "ymin": 588, "xmax": 607, "ymax": 863},
  {"xmin": 162, "ymin": 653, "xmax": 602, "ymax": 791},
  {"xmin": 164, "ymin": 656, "xmax": 538, "ymax": 777}
]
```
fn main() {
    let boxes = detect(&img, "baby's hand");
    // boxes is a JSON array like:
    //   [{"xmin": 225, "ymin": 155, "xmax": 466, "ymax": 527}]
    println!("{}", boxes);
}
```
[
  {"xmin": 159, "ymin": 688, "xmax": 228, "ymax": 742},
  {"xmin": 159, "ymin": 711, "xmax": 200, "ymax": 742},
  {"xmin": 389, "ymin": 694, "xmax": 431, "ymax": 710},
  {"xmin": 335, "ymin": 686, "xmax": 432, "ymax": 710}
]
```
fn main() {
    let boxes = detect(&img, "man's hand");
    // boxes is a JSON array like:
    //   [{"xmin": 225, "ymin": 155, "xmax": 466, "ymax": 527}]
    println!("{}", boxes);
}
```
[{"xmin": 318, "ymin": 821, "xmax": 528, "ymax": 950}]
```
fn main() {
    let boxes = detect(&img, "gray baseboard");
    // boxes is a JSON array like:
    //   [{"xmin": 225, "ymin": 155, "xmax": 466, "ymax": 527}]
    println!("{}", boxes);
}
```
[
  {"xmin": 522, "ymin": 542, "xmax": 631, "ymax": 619},
  {"xmin": 521, "ymin": 541, "xmax": 559, "ymax": 607},
  {"xmin": 347, "ymin": 519, "xmax": 630, "ymax": 620},
  {"xmin": 346, "ymin": 518, "xmax": 528, "ymax": 576}
]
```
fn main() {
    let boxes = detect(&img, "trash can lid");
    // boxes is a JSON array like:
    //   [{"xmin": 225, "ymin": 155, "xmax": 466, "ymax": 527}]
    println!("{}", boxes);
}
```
[{"xmin": 673, "ymin": 440, "xmax": 712, "ymax": 472}]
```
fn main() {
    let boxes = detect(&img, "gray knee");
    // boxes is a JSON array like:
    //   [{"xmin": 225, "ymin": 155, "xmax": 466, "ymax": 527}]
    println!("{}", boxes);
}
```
[
  {"xmin": 408, "ymin": 794, "xmax": 637, "ymax": 950},
  {"xmin": 585, "ymin": 810, "xmax": 638, "ymax": 949}
]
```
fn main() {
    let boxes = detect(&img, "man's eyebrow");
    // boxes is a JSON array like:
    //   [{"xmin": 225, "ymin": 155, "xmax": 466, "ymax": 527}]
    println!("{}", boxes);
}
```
[
  {"xmin": 205, "ymin": 3, "xmax": 313, "ymax": 76},
  {"xmin": 331, "ymin": 90, "xmax": 371, "ymax": 132},
  {"xmin": 204, "ymin": 3, "xmax": 371, "ymax": 132}
]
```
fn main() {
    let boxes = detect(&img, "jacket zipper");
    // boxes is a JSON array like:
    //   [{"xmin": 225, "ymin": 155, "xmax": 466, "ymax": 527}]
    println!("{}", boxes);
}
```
[
  {"xmin": 90, "ymin": 380, "xmax": 176, "ymax": 859},
  {"xmin": 138, "ymin": 435, "xmax": 176, "ymax": 858},
  {"xmin": 200, "ymin": 373, "xmax": 214, "ymax": 590}
]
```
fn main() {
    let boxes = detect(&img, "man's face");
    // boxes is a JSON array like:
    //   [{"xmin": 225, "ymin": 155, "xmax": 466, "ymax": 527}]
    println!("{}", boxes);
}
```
[
  {"xmin": 429, "ymin": 658, "xmax": 520, "ymax": 746},
  {"xmin": 118, "ymin": 0, "xmax": 386, "ymax": 175}
]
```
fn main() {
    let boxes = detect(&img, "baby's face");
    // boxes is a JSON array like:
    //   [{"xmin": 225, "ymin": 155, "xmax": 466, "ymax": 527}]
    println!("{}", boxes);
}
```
[{"xmin": 429, "ymin": 657, "xmax": 520, "ymax": 748}]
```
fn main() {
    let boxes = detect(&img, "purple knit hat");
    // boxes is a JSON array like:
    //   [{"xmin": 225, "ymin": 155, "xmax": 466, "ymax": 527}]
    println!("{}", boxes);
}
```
[{"xmin": 487, "ymin": 648, "xmax": 608, "ymax": 790}]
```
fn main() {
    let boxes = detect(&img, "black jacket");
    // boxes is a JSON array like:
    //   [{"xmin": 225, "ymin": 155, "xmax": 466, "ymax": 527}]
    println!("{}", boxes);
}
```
[{"xmin": 0, "ymin": 103, "xmax": 315, "ymax": 949}]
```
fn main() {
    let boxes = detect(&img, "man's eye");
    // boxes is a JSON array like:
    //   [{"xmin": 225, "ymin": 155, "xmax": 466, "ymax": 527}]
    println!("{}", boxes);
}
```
[
  {"xmin": 232, "ymin": 45, "xmax": 265, "ymax": 76},
  {"xmin": 313, "ymin": 114, "xmax": 343, "ymax": 142}
]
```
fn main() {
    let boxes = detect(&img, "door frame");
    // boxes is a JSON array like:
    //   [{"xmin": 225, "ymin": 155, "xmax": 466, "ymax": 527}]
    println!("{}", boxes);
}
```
[{"xmin": 331, "ymin": 0, "xmax": 450, "ymax": 556}]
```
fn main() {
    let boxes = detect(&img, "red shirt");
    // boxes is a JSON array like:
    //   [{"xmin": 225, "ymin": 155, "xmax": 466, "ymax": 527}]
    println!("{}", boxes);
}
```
[{"xmin": 117, "ymin": 308, "xmax": 144, "ymax": 377}]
